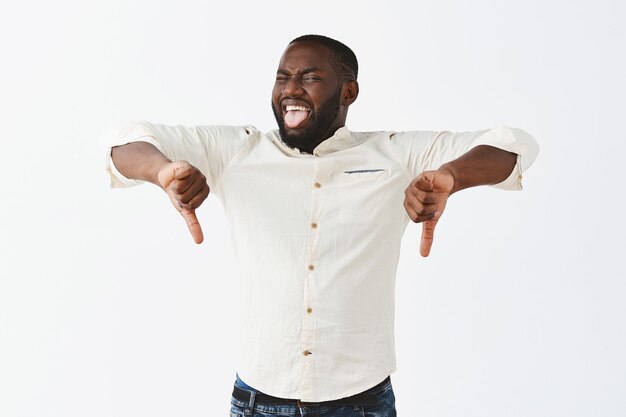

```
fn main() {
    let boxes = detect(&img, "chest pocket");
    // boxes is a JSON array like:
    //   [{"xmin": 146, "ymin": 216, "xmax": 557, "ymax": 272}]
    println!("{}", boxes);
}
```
[{"xmin": 337, "ymin": 169, "xmax": 400, "ymax": 225}]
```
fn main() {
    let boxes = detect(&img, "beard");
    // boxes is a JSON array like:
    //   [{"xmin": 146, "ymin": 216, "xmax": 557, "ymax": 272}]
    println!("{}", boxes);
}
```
[{"xmin": 272, "ymin": 87, "xmax": 342, "ymax": 154}]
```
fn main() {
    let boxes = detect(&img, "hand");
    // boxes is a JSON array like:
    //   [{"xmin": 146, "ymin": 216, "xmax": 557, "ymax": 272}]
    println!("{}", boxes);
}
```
[
  {"xmin": 157, "ymin": 161, "xmax": 210, "ymax": 244},
  {"xmin": 404, "ymin": 169, "xmax": 455, "ymax": 257}
]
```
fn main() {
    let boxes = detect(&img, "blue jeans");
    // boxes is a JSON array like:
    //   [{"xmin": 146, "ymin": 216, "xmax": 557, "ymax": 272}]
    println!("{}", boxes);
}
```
[{"xmin": 229, "ymin": 378, "xmax": 397, "ymax": 417}]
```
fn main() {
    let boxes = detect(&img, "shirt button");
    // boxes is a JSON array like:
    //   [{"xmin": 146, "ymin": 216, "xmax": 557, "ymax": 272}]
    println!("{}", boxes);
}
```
[
  {"xmin": 308, "ymin": 264, "xmax": 315, "ymax": 271},
  {"xmin": 310, "ymin": 222, "xmax": 318, "ymax": 229},
  {"xmin": 314, "ymin": 182, "xmax": 321, "ymax": 188},
  {"xmin": 306, "ymin": 307, "xmax": 313, "ymax": 313},
  {"xmin": 303, "ymin": 350, "xmax": 312, "ymax": 356}
]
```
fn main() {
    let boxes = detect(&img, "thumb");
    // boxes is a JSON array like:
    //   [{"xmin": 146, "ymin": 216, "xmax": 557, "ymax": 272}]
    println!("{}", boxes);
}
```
[
  {"xmin": 157, "ymin": 162, "xmax": 204, "ymax": 244},
  {"xmin": 420, "ymin": 219, "xmax": 437, "ymax": 257},
  {"xmin": 181, "ymin": 208, "xmax": 204, "ymax": 244}
]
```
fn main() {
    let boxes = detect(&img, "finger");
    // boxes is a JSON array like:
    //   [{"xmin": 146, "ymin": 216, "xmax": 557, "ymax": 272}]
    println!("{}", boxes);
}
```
[
  {"xmin": 414, "ymin": 172, "xmax": 435, "ymax": 191},
  {"xmin": 404, "ymin": 199, "xmax": 419, "ymax": 222},
  {"xmin": 157, "ymin": 161, "xmax": 190, "ymax": 190},
  {"xmin": 404, "ymin": 196, "xmax": 437, "ymax": 223},
  {"xmin": 171, "ymin": 171, "xmax": 205, "ymax": 194},
  {"xmin": 173, "ymin": 162, "xmax": 194, "ymax": 179},
  {"xmin": 180, "ymin": 209, "xmax": 204, "ymax": 244},
  {"xmin": 404, "ymin": 194, "xmax": 422, "ymax": 217},
  {"xmin": 170, "ymin": 177, "xmax": 192, "ymax": 194},
  {"xmin": 416, "ymin": 190, "xmax": 438, "ymax": 205},
  {"xmin": 175, "ymin": 177, "xmax": 208, "ymax": 204},
  {"xmin": 178, "ymin": 183, "xmax": 210, "ymax": 210},
  {"xmin": 405, "ymin": 185, "xmax": 438, "ymax": 205},
  {"xmin": 420, "ymin": 219, "xmax": 437, "ymax": 257}
]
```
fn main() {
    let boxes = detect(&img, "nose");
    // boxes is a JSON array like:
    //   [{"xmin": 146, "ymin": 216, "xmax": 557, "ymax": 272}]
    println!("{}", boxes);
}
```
[{"xmin": 283, "ymin": 76, "xmax": 304, "ymax": 97}]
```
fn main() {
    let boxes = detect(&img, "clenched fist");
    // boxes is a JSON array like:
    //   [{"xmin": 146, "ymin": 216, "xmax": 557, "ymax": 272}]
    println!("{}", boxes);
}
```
[
  {"xmin": 404, "ymin": 169, "xmax": 455, "ymax": 257},
  {"xmin": 157, "ymin": 161, "xmax": 210, "ymax": 244}
]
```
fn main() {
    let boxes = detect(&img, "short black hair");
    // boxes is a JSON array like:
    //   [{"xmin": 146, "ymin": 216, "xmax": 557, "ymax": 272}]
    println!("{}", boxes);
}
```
[{"xmin": 289, "ymin": 34, "xmax": 358, "ymax": 81}]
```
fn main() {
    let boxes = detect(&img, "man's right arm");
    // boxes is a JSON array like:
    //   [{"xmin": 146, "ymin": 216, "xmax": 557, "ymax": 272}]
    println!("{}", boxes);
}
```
[
  {"xmin": 111, "ymin": 141, "xmax": 210, "ymax": 243},
  {"xmin": 111, "ymin": 141, "xmax": 171, "ymax": 185},
  {"xmin": 106, "ymin": 121, "xmax": 257, "ymax": 243}
]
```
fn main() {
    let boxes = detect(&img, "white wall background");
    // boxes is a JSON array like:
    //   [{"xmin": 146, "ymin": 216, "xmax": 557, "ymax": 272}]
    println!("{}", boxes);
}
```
[{"xmin": 1, "ymin": 0, "xmax": 624, "ymax": 416}]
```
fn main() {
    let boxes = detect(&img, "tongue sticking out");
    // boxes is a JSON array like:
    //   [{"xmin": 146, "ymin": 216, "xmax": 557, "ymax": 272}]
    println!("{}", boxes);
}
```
[{"xmin": 285, "ymin": 110, "xmax": 309, "ymax": 128}]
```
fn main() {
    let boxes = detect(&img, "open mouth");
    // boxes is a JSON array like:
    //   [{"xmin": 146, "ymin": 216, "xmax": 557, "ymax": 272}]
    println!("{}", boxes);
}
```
[{"xmin": 284, "ymin": 105, "xmax": 311, "ymax": 129}]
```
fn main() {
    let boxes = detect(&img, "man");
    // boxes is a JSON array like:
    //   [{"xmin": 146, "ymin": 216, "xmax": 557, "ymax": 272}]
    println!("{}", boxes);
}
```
[{"xmin": 107, "ymin": 35, "xmax": 538, "ymax": 416}]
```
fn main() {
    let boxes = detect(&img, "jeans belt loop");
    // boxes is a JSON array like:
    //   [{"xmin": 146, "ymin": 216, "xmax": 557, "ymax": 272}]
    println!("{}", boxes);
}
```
[{"xmin": 245, "ymin": 391, "xmax": 256, "ymax": 415}]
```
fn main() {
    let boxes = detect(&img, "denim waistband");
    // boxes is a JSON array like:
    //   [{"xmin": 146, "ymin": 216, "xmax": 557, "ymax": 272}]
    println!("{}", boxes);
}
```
[{"xmin": 232, "ymin": 376, "xmax": 390, "ymax": 408}]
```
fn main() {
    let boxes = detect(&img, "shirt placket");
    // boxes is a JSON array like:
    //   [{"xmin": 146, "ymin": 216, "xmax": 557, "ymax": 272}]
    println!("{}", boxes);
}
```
[{"xmin": 298, "ymin": 155, "xmax": 323, "ymax": 397}]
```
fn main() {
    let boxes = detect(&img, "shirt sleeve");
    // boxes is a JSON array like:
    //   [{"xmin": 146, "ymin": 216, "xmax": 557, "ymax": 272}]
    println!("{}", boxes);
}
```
[
  {"xmin": 105, "ymin": 121, "xmax": 258, "ymax": 190},
  {"xmin": 388, "ymin": 125, "xmax": 539, "ymax": 190}
]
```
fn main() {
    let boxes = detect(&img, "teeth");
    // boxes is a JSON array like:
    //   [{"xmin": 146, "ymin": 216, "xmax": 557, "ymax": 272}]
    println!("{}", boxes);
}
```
[{"xmin": 286, "ymin": 105, "xmax": 310, "ymax": 112}]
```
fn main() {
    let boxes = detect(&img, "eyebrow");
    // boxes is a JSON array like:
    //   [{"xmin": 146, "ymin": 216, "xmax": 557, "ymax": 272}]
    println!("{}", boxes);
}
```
[{"xmin": 276, "ymin": 66, "xmax": 324, "ymax": 75}]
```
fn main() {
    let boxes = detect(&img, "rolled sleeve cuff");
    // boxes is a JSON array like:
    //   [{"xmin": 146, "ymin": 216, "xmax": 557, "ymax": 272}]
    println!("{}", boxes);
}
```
[
  {"xmin": 104, "ymin": 121, "xmax": 164, "ymax": 188},
  {"xmin": 474, "ymin": 126, "xmax": 539, "ymax": 190}
]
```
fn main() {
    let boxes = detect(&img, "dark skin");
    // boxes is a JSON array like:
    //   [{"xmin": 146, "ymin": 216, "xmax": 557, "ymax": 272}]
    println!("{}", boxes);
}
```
[
  {"xmin": 111, "ymin": 41, "xmax": 516, "ymax": 255},
  {"xmin": 271, "ymin": 41, "xmax": 358, "ymax": 153}
]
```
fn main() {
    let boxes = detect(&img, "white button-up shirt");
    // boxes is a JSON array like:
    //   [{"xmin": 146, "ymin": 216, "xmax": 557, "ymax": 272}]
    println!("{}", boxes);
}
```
[{"xmin": 106, "ymin": 122, "xmax": 538, "ymax": 402}]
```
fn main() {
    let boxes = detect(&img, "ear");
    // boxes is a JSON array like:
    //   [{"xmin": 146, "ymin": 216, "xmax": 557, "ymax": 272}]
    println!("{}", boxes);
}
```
[{"xmin": 341, "ymin": 80, "xmax": 359, "ymax": 106}]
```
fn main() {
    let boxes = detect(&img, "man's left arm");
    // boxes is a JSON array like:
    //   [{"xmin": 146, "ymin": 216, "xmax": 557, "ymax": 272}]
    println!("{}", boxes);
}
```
[{"xmin": 401, "ymin": 127, "xmax": 538, "ymax": 257}]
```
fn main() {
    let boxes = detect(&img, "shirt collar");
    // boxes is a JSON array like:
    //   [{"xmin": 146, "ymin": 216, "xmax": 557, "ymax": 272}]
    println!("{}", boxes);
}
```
[{"xmin": 268, "ymin": 126, "xmax": 360, "ymax": 157}]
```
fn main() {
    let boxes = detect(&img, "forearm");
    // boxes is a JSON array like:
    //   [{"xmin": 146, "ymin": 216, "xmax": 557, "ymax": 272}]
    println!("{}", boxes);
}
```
[
  {"xmin": 439, "ymin": 145, "xmax": 517, "ymax": 194},
  {"xmin": 111, "ymin": 142, "xmax": 172, "ymax": 187}
]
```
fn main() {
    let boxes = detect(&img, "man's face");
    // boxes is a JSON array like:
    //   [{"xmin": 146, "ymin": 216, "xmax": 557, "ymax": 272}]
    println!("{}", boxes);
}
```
[{"xmin": 271, "ymin": 41, "xmax": 346, "ymax": 153}]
